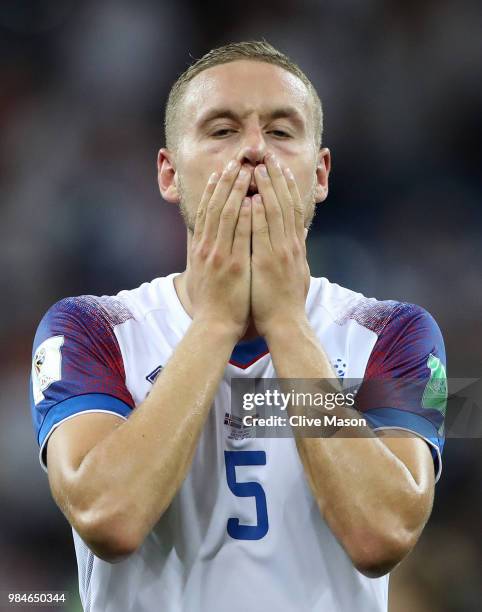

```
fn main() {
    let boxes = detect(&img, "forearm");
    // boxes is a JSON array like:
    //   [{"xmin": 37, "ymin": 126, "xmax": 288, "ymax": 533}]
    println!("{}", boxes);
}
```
[
  {"xmin": 265, "ymin": 316, "xmax": 430, "ymax": 573},
  {"xmin": 71, "ymin": 318, "xmax": 236, "ymax": 549}
]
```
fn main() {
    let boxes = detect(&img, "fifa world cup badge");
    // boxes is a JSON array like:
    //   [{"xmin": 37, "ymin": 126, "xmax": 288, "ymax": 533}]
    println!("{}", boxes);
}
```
[{"xmin": 32, "ymin": 335, "xmax": 64, "ymax": 404}]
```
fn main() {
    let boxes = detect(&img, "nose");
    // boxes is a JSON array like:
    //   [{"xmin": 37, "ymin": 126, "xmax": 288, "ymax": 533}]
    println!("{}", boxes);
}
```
[
  {"xmin": 234, "ymin": 122, "xmax": 270, "ymax": 193},
  {"xmin": 237, "ymin": 139, "xmax": 268, "ymax": 193},
  {"xmin": 237, "ymin": 145, "xmax": 266, "ymax": 167},
  {"xmin": 236, "ymin": 126, "xmax": 268, "ymax": 168}
]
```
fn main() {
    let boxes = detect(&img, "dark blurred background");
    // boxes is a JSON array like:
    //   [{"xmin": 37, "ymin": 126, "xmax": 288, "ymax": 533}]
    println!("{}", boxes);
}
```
[{"xmin": 1, "ymin": 1, "xmax": 481, "ymax": 611}]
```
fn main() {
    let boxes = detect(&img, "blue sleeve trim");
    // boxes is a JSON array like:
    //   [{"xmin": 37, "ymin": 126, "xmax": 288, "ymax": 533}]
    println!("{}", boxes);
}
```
[
  {"xmin": 364, "ymin": 407, "xmax": 439, "ymax": 442},
  {"xmin": 364, "ymin": 406, "xmax": 444, "ymax": 480},
  {"xmin": 38, "ymin": 393, "xmax": 133, "ymax": 448}
]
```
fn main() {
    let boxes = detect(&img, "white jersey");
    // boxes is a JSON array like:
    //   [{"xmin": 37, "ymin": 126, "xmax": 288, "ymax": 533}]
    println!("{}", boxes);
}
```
[{"xmin": 30, "ymin": 274, "xmax": 446, "ymax": 612}]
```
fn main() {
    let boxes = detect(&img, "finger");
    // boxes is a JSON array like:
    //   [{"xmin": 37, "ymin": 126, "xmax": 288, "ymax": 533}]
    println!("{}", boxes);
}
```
[
  {"xmin": 283, "ymin": 166, "xmax": 305, "ymax": 242},
  {"xmin": 203, "ymin": 160, "xmax": 240, "ymax": 242},
  {"xmin": 254, "ymin": 164, "xmax": 285, "ymax": 247},
  {"xmin": 232, "ymin": 197, "xmax": 252, "ymax": 258},
  {"xmin": 193, "ymin": 171, "xmax": 219, "ymax": 242},
  {"xmin": 265, "ymin": 153, "xmax": 295, "ymax": 237},
  {"xmin": 215, "ymin": 167, "xmax": 251, "ymax": 253},
  {"xmin": 251, "ymin": 194, "xmax": 272, "ymax": 253}
]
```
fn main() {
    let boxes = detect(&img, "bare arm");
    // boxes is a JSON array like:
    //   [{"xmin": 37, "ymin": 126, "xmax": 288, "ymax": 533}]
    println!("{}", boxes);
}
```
[
  {"xmin": 264, "ymin": 319, "xmax": 435, "ymax": 578},
  {"xmin": 47, "ymin": 159, "xmax": 253, "ymax": 562},
  {"xmin": 48, "ymin": 319, "xmax": 237, "ymax": 562},
  {"xmin": 250, "ymin": 153, "xmax": 435, "ymax": 577}
]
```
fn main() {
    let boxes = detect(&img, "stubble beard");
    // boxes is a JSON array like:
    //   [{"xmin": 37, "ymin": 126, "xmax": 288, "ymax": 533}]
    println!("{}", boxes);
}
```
[{"xmin": 177, "ymin": 175, "xmax": 196, "ymax": 234}]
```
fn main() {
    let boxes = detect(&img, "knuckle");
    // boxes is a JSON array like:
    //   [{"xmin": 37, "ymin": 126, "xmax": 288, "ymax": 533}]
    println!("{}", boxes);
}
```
[
  {"xmin": 232, "ymin": 181, "xmax": 246, "ymax": 194},
  {"xmin": 220, "ymin": 208, "xmax": 235, "ymax": 223},
  {"xmin": 235, "ymin": 221, "xmax": 248, "ymax": 237},
  {"xmin": 255, "ymin": 224, "xmax": 270, "ymax": 236},
  {"xmin": 207, "ymin": 202, "xmax": 219, "ymax": 214},
  {"xmin": 229, "ymin": 260, "xmax": 243, "ymax": 275},
  {"xmin": 237, "ymin": 207, "xmax": 249, "ymax": 220},
  {"xmin": 210, "ymin": 249, "xmax": 223, "ymax": 268},
  {"xmin": 198, "ymin": 242, "xmax": 211, "ymax": 261},
  {"xmin": 278, "ymin": 246, "xmax": 290, "ymax": 262},
  {"xmin": 292, "ymin": 240, "xmax": 302, "ymax": 257},
  {"xmin": 235, "ymin": 228, "xmax": 247, "ymax": 240}
]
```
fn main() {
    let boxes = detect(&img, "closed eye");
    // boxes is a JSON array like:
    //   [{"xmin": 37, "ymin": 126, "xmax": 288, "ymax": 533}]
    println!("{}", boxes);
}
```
[
  {"xmin": 211, "ymin": 129, "xmax": 237, "ymax": 138},
  {"xmin": 211, "ymin": 129, "xmax": 292, "ymax": 139},
  {"xmin": 269, "ymin": 130, "xmax": 291, "ymax": 138}
]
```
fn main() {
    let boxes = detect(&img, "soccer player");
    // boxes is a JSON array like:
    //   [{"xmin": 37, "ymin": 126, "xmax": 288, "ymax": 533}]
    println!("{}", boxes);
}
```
[{"xmin": 30, "ymin": 41, "xmax": 447, "ymax": 612}]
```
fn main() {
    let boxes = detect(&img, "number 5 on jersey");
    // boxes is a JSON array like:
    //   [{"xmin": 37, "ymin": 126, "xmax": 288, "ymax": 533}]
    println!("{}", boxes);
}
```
[{"xmin": 224, "ymin": 450, "xmax": 269, "ymax": 540}]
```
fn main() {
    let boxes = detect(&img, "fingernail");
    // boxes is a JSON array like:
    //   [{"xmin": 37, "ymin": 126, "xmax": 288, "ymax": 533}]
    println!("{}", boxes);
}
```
[
  {"xmin": 239, "ymin": 168, "xmax": 249, "ymax": 179},
  {"xmin": 258, "ymin": 165, "xmax": 268, "ymax": 176},
  {"xmin": 209, "ymin": 172, "xmax": 218, "ymax": 183},
  {"xmin": 242, "ymin": 197, "xmax": 251, "ymax": 206},
  {"xmin": 253, "ymin": 194, "xmax": 262, "ymax": 204},
  {"xmin": 227, "ymin": 160, "xmax": 238, "ymax": 172},
  {"xmin": 284, "ymin": 167, "xmax": 294, "ymax": 179}
]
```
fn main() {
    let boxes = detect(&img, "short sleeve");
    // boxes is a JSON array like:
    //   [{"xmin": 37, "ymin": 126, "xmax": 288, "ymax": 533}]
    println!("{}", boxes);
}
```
[
  {"xmin": 30, "ymin": 296, "xmax": 135, "ymax": 472},
  {"xmin": 358, "ymin": 303, "xmax": 447, "ymax": 482}
]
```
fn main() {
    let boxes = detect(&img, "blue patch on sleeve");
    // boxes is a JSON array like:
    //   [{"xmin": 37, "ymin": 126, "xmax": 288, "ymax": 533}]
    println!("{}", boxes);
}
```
[{"xmin": 38, "ymin": 392, "xmax": 132, "ymax": 449}]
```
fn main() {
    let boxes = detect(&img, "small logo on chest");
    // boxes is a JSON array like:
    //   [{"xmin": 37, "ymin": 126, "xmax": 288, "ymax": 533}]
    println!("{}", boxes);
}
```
[{"xmin": 146, "ymin": 364, "xmax": 163, "ymax": 384}]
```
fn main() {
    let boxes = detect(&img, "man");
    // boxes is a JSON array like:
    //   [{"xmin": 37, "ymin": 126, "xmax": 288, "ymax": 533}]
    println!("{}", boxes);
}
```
[{"xmin": 30, "ymin": 41, "xmax": 446, "ymax": 612}]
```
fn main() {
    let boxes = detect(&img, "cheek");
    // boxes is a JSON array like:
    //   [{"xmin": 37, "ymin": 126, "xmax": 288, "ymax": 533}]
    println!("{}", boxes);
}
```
[
  {"xmin": 177, "ymin": 161, "xmax": 207, "ymax": 199},
  {"xmin": 280, "ymin": 147, "xmax": 317, "ymax": 192},
  {"xmin": 294, "ymin": 165, "xmax": 317, "ymax": 199},
  {"xmin": 179, "ymin": 140, "xmax": 229, "ymax": 185}
]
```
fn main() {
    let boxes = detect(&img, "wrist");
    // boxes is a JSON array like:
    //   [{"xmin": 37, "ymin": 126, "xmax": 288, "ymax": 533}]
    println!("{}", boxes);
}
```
[
  {"xmin": 191, "ymin": 315, "xmax": 244, "ymax": 345},
  {"xmin": 262, "ymin": 311, "xmax": 311, "ymax": 343}
]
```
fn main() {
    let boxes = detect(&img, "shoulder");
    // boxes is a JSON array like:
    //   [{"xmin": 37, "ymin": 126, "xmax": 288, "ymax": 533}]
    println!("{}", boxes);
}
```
[
  {"xmin": 35, "ymin": 276, "xmax": 169, "ymax": 340},
  {"xmin": 33, "ymin": 295, "xmax": 134, "ymax": 354},
  {"xmin": 39, "ymin": 294, "xmax": 133, "ymax": 328},
  {"xmin": 309, "ymin": 276, "xmax": 443, "ymax": 341}
]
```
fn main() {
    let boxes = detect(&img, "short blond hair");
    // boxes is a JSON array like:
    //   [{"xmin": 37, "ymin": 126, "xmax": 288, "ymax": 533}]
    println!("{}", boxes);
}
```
[{"xmin": 164, "ymin": 40, "xmax": 323, "ymax": 152}]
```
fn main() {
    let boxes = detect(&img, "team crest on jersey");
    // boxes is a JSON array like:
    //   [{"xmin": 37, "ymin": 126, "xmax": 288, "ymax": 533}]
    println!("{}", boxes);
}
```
[
  {"xmin": 146, "ymin": 364, "xmax": 163, "ymax": 384},
  {"xmin": 32, "ymin": 335, "xmax": 64, "ymax": 405},
  {"xmin": 224, "ymin": 412, "xmax": 254, "ymax": 440}
]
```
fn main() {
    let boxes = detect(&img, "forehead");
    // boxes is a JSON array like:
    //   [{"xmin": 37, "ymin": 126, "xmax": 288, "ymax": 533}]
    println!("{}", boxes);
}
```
[{"xmin": 182, "ymin": 60, "xmax": 312, "ymax": 125}]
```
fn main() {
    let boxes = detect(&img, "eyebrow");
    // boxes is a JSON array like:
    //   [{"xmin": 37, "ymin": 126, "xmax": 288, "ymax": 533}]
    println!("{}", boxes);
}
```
[{"xmin": 197, "ymin": 106, "xmax": 306, "ymax": 131}]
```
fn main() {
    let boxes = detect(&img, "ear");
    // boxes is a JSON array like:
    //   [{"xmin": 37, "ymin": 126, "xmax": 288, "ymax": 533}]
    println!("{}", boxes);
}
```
[
  {"xmin": 157, "ymin": 148, "xmax": 180, "ymax": 204},
  {"xmin": 314, "ymin": 147, "xmax": 331, "ymax": 203}
]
